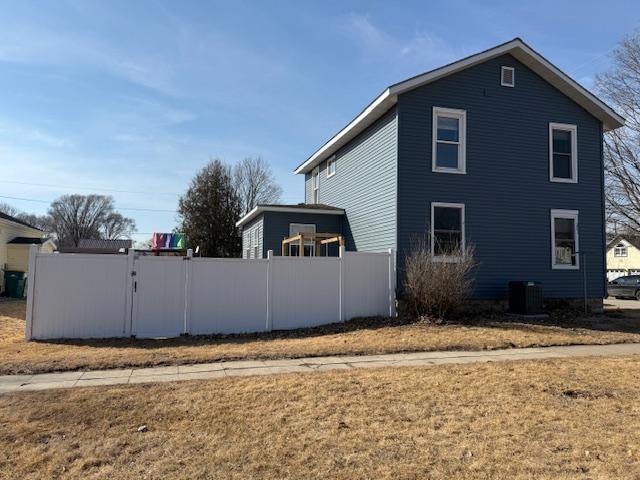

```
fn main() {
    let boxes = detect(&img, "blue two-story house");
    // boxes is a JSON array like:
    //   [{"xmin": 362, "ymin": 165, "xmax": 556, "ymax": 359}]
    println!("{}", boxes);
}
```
[{"xmin": 236, "ymin": 38, "xmax": 624, "ymax": 307}]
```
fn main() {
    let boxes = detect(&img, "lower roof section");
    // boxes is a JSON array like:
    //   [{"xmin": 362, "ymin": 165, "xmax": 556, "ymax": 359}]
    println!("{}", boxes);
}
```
[{"xmin": 236, "ymin": 204, "xmax": 345, "ymax": 228}]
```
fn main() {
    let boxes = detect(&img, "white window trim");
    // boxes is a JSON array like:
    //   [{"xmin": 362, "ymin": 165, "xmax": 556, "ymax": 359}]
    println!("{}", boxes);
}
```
[
  {"xmin": 501, "ymin": 66, "xmax": 515, "ymax": 87},
  {"xmin": 614, "ymin": 243, "xmax": 628, "ymax": 257},
  {"xmin": 549, "ymin": 123, "xmax": 578, "ymax": 183},
  {"xmin": 432, "ymin": 107, "xmax": 467, "ymax": 174},
  {"xmin": 326, "ymin": 156, "xmax": 336, "ymax": 178},
  {"xmin": 550, "ymin": 209, "xmax": 579, "ymax": 270},
  {"xmin": 312, "ymin": 166, "xmax": 319, "ymax": 203},
  {"xmin": 430, "ymin": 202, "xmax": 466, "ymax": 262}
]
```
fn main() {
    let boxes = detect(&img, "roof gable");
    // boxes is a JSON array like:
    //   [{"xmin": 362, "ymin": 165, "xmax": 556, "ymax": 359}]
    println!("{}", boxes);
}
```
[
  {"xmin": 295, "ymin": 38, "xmax": 624, "ymax": 175},
  {"xmin": 0, "ymin": 211, "xmax": 43, "ymax": 232},
  {"xmin": 607, "ymin": 235, "xmax": 640, "ymax": 251}
]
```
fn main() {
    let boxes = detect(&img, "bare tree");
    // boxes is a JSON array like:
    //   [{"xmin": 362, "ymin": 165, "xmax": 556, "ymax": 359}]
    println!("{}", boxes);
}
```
[
  {"xmin": 233, "ymin": 156, "xmax": 283, "ymax": 214},
  {"xmin": 15, "ymin": 213, "xmax": 52, "ymax": 232},
  {"xmin": 102, "ymin": 212, "xmax": 136, "ymax": 240},
  {"xmin": 0, "ymin": 202, "xmax": 21, "ymax": 217},
  {"xmin": 48, "ymin": 194, "xmax": 136, "ymax": 247},
  {"xmin": 596, "ymin": 32, "xmax": 640, "ymax": 234},
  {"xmin": 0, "ymin": 203, "xmax": 51, "ymax": 231}
]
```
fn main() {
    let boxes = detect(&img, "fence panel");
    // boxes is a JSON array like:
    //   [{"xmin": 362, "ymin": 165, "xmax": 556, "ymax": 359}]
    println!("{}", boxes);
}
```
[
  {"xmin": 133, "ymin": 256, "xmax": 185, "ymax": 338},
  {"xmin": 343, "ymin": 252, "xmax": 393, "ymax": 319},
  {"xmin": 30, "ymin": 253, "xmax": 129, "ymax": 339},
  {"xmin": 28, "ymin": 249, "xmax": 394, "ymax": 339},
  {"xmin": 271, "ymin": 257, "xmax": 341, "ymax": 330},
  {"xmin": 189, "ymin": 258, "xmax": 269, "ymax": 334}
]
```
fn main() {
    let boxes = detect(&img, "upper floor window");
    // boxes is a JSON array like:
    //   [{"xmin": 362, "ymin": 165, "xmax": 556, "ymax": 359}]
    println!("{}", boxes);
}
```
[
  {"xmin": 312, "ymin": 167, "xmax": 319, "ymax": 203},
  {"xmin": 431, "ymin": 202, "xmax": 465, "ymax": 259},
  {"xmin": 549, "ymin": 123, "xmax": 578, "ymax": 183},
  {"xmin": 327, "ymin": 156, "xmax": 336, "ymax": 178},
  {"xmin": 432, "ymin": 107, "xmax": 466, "ymax": 174},
  {"xmin": 614, "ymin": 243, "xmax": 628, "ymax": 257},
  {"xmin": 551, "ymin": 209, "xmax": 579, "ymax": 269}
]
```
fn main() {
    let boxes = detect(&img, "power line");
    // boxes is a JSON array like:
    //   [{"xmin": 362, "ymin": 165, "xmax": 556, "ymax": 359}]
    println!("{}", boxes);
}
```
[
  {"xmin": 0, "ymin": 179, "xmax": 182, "ymax": 197},
  {"xmin": 0, "ymin": 194, "xmax": 177, "ymax": 213}
]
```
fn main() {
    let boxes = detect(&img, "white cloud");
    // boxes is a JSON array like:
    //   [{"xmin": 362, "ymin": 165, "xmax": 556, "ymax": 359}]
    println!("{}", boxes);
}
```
[
  {"xmin": 0, "ymin": 122, "xmax": 73, "ymax": 149},
  {"xmin": 339, "ymin": 13, "xmax": 462, "ymax": 68}
]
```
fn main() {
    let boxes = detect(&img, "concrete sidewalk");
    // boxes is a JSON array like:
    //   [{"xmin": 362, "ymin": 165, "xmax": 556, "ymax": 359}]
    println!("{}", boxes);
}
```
[{"xmin": 2, "ymin": 342, "xmax": 640, "ymax": 394}]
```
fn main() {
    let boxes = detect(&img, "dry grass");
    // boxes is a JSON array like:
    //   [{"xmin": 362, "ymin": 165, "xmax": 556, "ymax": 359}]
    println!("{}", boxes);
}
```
[
  {"xmin": 2, "ymin": 356, "xmax": 640, "ymax": 479},
  {"xmin": 2, "ymin": 299, "xmax": 640, "ymax": 375}
]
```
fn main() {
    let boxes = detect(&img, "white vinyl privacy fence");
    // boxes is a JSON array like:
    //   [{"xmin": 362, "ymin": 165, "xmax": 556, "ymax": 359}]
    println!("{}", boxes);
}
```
[{"xmin": 25, "ymin": 246, "xmax": 396, "ymax": 340}]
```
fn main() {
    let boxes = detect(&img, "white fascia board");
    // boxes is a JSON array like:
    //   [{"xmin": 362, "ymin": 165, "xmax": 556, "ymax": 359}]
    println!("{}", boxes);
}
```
[
  {"xmin": 296, "ymin": 39, "xmax": 624, "ymax": 175},
  {"xmin": 294, "ymin": 89, "xmax": 394, "ymax": 175},
  {"xmin": 236, "ymin": 206, "xmax": 345, "ymax": 228}
]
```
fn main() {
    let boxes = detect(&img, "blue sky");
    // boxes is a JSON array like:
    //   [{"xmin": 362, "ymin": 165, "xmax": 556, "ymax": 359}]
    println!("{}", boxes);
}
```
[{"xmin": 1, "ymin": 0, "xmax": 638, "ymax": 243}]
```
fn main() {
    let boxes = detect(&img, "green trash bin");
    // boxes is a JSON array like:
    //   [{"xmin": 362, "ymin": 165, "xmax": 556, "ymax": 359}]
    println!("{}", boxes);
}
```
[{"xmin": 4, "ymin": 271, "xmax": 26, "ymax": 298}]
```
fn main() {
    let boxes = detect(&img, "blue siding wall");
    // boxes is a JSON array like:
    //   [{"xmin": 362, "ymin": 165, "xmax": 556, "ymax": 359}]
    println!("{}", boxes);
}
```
[
  {"xmin": 261, "ymin": 211, "xmax": 344, "ymax": 256},
  {"xmin": 304, "ymin": 108, "xmax": 397, "ymax": 252},
  {"xmin": 397, "ymin": 54, "xmax": 605, "ymax": 299}
]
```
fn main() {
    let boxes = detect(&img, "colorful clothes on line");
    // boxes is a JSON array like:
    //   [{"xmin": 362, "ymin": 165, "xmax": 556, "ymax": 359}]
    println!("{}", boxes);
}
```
[{"xmin": 151, "ymin": 233, "xmax": 186, "ymax": 250}]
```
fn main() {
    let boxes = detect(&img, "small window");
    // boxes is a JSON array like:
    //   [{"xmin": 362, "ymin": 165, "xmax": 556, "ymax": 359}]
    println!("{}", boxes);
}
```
[
  {"xmin": 312, "ymin": 167, "xmax": 319, "ymax": 203},
  {"xmin": 551, "ymin": 209, "xmax": 579, "ymax": 269},
  {"xmin": 614, "ymin": 243, "xmax": 628, "ymax": 257},
  {"xmin": 253, "ymin": 232, "xmax": 259, "ymax": 258},
  {"xmin": 289, "ymin": 223, "xmax": 316, "ymax": 256},
  {"xmin": 432, "ymin": 107, "xmax": 466, "ymax": 174},
  {"xmin": 327, "ymin": 156, "xmax": 336, "ymax": 178},
  {"xmin": 549, "ymin": 123, "xmax": 578, "ymax": 183},
  {"xmin": 501, "ymin": 66, "xmax": 514, "ymax": 87},
  {"xmin": 431, "ymin": 203, "xmax": 465, "ymax": 259}
]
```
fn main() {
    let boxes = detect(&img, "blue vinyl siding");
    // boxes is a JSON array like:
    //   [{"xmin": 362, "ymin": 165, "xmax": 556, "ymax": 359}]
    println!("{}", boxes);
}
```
[
  {"xmin": 305, "ymin": 108, "xmax": 397, "ymax": 252},
  {"xmin": 396, "ymin": 53, "xmax": 605, "ymax": 299},
  {"xmin": 261, "ymin": 211, "xmax": 344, "ymax": 256}
]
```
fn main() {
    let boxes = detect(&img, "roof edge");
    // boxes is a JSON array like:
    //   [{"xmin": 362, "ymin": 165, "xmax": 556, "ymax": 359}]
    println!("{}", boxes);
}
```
[
  {"xmin": 236, "ymin": 205, "xmax": 345, "ymax": 228},
  {"xmin": 295, "ymin": 37, "xmax": 625, "ymax": 175}
]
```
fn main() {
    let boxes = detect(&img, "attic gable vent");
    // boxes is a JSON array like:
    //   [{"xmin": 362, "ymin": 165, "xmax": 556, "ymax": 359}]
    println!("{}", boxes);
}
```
[{"xmin": 501, "ymin": 66, "xmax": 515, "ymax": 87}]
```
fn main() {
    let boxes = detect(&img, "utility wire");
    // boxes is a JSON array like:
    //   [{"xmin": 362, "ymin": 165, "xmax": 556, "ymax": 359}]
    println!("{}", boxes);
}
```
[
  {"xmin": 0, "ymin": 194, "xmax": 177, "ymax": 213},
  {"xmin": 0, "ymin": 179, "xmax": 181, "ymax": 196}
]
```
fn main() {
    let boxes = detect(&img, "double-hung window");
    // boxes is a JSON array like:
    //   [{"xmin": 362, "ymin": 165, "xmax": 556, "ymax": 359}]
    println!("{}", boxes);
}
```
[
  {"xmin": 549, "ymin": 123, "xmax": 577, "ymax": 183},
  {"xmin": 327, "ymin": 156, "xmax": 336, "ymax": 178},
  {"xmin": 312, "ymin": 167, "xmax": 319, "ymax": 203},
  {"xmin": 551, "ymin": 209, "xmax": 579, "ymax": 269},
  {"xmin": 252, "ymin": 228, "xmax": 259, "ymax": 259},
  {"xmin": 614, "ymin": 243, "xmax": 628, "ymax": 257},
  {"xmin": 432, "ymin": 107, "xmax": 466, "ymax": 174},
  {"xmin": 431, "ymin": 203, "xmax": 465, "ymax": 259}
]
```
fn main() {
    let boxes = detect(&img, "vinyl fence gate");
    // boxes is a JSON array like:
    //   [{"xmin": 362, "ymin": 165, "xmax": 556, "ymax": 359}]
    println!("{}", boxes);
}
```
[{"xmin": 26, "ymin": 246, "xmax": 396, "ymax": 340}]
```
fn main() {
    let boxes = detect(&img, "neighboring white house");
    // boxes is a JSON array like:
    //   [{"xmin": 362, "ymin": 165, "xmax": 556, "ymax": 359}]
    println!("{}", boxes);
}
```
[{"xmin": 0, "ymin": 212, "xmax": 54, "ymax": 293}]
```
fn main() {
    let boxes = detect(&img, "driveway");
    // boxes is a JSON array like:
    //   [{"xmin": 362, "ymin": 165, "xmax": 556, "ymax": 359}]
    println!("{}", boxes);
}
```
[{"xmin": 604, "ymin": 296, "xmax": 640, "ymax": 318}]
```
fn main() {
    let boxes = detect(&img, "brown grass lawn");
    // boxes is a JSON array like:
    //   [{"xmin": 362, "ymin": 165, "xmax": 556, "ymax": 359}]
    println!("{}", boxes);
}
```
[
  {"xmin": 2, "ymin": 356, "xmax": 640, "ymax": 479},
  {"xmin": 2, "ymin": 299, "xmax": 640, "ymax": 375}
]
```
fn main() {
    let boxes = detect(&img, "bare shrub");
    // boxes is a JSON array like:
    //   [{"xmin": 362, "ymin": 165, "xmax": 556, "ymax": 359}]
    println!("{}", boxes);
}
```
[{"xmin": 403, "ymin": 233, "xmax": 477, "ymax": 320}]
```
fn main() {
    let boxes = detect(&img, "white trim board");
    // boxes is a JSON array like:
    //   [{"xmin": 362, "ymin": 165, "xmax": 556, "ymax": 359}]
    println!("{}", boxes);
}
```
[
  {"xmin": 236, "ymin": 205, "xmax": 345, "ymax": 228},
  {"xmin": 550, "ymin": 209, "xmax": 579, "ymax": 270},
  {"xmin": 549, "ymin": 122, "xmax": 578, "ymax": 183},
  {"xmin": 294, "ymin": 37, "xmax": 624, "ymax": 175},
  {"xmin": 430, "ymin": 202, "xmax": 466, "ymax": 261}
]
